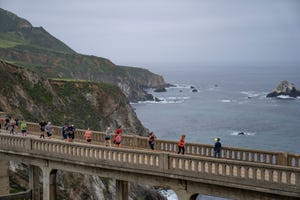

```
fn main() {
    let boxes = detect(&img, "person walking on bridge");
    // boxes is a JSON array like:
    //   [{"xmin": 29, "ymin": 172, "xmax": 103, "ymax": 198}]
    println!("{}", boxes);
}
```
[
  {"xmin": 9, "ymin": 118, "xmax": 16, "ymax": 134},
  {"xmin": 214, "ymin": 138, "xmax": 222, "ymax": 158},
  {"xmin": 113, "ymin": 125, "xmax": 122, "ymax": 147},
  {"xmin": 105, "ymin": 127, "xmax": 112, "ymax": 147},
  {"xmin": 20, "ymin": 120, "xmax": 27, "ymax": 136},
  {"xmin": 67, "ymin": 124, "xmax": 75, "ymax": 142},
  {"xmin": 178, "ymin": 134, "xmax": 186, "ymax": 154},
  {"xmin": 85, "ymin": 128, "xmax": 92, "ymax": 144},
  {"xmin": 147, "ymin": 132, "xmax": 156, "ymax": 150},
  {"xmin": 39, "ymin": 121, "xmax": 47, "ymax": 139},
  {"xmin": 45, "ymin": 122, "xmax": 53, "ymax": 139}
]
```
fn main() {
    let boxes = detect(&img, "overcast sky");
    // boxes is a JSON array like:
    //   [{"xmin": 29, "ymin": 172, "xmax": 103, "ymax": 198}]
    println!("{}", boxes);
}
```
[{"xmin": 1, "ymin": 0, "xmax": 300, "ymax": 68}]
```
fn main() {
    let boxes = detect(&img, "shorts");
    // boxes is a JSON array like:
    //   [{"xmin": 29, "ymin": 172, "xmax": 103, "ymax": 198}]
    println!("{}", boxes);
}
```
[
  {"xmin": 105, "ymin": 135, "xmax": 111, "ymax": 140},
  {"xmin": 68, "ymin": 133, "xmax": 75, "ymax": 139},
  {"xmin": 21, "ymin": 130, "xmax": 26, "ymax": 133},
  {"xmin": 63, "ymin": 133, "xmax": 68, "ymax": 139},
  {"xmin": 47, "ymin": 132, "xmax": 52, "ymax": 137},
  {"xmin": 87, "ymin": 139, "xmax": 91, "ymax": 142}
]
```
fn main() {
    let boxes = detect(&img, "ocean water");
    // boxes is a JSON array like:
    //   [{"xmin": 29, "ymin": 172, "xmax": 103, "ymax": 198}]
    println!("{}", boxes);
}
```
[{"xmin": 131, "ymin": 65, "xmax": 300, "ymax": 200}]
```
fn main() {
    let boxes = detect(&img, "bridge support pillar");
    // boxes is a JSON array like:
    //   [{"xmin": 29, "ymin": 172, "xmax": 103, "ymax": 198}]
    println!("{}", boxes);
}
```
[
  {"xmin": 29, "ymin": 165, "xmax": 40, "ymax": 200},
  {"xmin": 41, "ymin": 168, "xmax": 57, "ymax": 200},
  {"xmin": 50, "ymin": 170, "xmax": 57, "ymax": 200},
  {"xmin": 0, "ymin": 160, "xmax": 9, "ymax": 196},
  {"xmin": 116, "ymin": 180, "xmax": 129, "ymax": 200}
]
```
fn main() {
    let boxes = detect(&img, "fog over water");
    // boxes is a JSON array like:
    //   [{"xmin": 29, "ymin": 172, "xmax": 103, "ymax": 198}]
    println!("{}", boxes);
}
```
[{"xmin": 1, "ymin": 0, "xmax": 300, "ymax": 69}]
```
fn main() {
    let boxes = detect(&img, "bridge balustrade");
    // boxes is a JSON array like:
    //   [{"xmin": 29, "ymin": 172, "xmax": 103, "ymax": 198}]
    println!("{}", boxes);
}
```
[
  {"xmin": 0, "ymin": 134, "xmax": 299, "ymax": 194},
  {"xmin": 25, "ymin": 122, "xmax": 300, "ymax": 168}
]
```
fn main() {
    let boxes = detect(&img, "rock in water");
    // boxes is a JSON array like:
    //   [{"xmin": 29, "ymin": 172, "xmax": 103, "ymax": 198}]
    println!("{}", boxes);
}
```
[
  {"xmin": 154, "ymin": 87, "xmax": 167, "ymax": 92},
  {"xmin": 266, "ymin": 80, "xmax": 300, "ymax": 98}
]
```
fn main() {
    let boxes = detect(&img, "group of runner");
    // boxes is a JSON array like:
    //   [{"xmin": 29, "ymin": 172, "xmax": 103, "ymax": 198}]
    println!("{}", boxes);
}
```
[
  {"xmin": 0, "ymin": 115, "xmax": 27, "ymax": 136},
  {"xmin": 4, "ymin": 116, "xmax": 221, "ymax": 156},
  {"xmin": 84, "ymin": 125, "xmax": 123, "ymax": 147}
]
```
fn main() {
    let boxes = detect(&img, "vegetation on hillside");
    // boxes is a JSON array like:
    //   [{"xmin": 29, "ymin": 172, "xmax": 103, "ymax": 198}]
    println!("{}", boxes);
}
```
[{"xmin": 0, "ymin": 8, "xmax": 166, "ymax": 102}]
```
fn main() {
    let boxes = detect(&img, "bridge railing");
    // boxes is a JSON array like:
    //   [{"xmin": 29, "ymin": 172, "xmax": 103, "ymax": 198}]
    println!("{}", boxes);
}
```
[
  {"xmin": 0, "ymin": 134, "xmax": 299, "ymax": 195},
  {"xmin": 25, "ymin": 122, "xmax": 300, "ymax": 167}
]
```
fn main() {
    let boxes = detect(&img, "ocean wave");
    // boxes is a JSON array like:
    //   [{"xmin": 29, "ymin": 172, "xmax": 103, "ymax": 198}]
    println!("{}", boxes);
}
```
[
  {"xmin": 169, "ymin": 83, "xmax": 191, "ymax": 89},
  {"xmin": 276, "ymin": 95, "xmax": 296, "ymax": 99},
  {"xmin": 240, "ymin": 91, "xmax": 262, "ymax": 98},
  {"xmin": 220, "ymin": 99, "xmax": 231, "ymax": 103},
  {"xmin": 158, "ymin": 189, "xmax": 178, "ymax": 200},
  {"xmin": 166, "ymin": 96, "xmax": 190, "ymax": 100},
  {"xmin": 135, "ymin": 96, "xmax": 190, "ymax": 104},
  {"xmin": 231, "ymin": 131, "xmax": 256, "ymax": 136}
]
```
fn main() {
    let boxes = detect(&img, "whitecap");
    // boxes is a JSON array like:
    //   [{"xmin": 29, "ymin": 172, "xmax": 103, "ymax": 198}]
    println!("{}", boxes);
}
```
[
  {"xmin": 169, "ymin": 83, "xmax": 191, "ymax": 89},
  {"xmin": 240, "ymin": 91, "xmax": 261, "ymax": 98},
  {"xmin": 231, "ymin": 131, "xmax": 256, "ymax": 136},
  {"xmin": 276, "ymin": 95, "xmax": 295, "ymax": 99},
  {"xmin": 220, "ymin": 100, "xmax": 231, "ymax": 103},
  {"xmin": 166, "ymin": 96, "xmax": 190, "ymax": 100},
  {"xmin": 137, "ymin": 98, "xmax": 184, "ymax": 104}
]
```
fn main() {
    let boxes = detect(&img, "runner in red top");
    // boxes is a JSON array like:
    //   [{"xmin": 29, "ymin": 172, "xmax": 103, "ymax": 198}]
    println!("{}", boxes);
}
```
[
  {"xmin": 85, "ymin": 128, "xmax": 92, "ymax": 144},
  {"xmin": 115, "ymin": 125, "xmax": 122, "ymax": 135},
  {"xmin": 178, "ymin": 134, "xmax": 186, "ymax": 154},
  {"xmin": 114, "ymin": 126, "xmax": 122, "ymax": 147}
]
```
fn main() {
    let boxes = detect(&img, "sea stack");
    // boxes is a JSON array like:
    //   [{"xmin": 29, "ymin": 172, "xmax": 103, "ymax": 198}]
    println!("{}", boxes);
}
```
[{"xmin": 266, "ymin": 80, "xmax": 300, "ymax": 98}]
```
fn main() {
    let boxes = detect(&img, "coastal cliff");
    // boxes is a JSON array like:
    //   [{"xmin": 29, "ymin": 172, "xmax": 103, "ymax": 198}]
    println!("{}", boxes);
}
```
[
  {"xmin": 0, "ymin": 60, "xmax": 147, "ymax": 135},
  {"xmin": 0, "ymin": 8, "xmax": 167, "ymax": 102}
]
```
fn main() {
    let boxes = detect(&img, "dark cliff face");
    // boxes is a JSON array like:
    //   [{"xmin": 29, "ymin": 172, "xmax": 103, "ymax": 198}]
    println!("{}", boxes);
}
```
[
  {"xmin": 0, "ymin": 8, "xmax": 167, "ymax": 102},
  {"xmin": 0, "ymin": 60, "xmax": 148, "ymax": 135}
]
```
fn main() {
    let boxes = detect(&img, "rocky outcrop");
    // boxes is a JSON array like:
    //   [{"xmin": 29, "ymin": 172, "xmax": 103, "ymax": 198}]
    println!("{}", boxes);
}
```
[
  {"xmin": 266, "ymin": 80, "xmax": 300, "ymax": 98},
  {"xmin": 154, "ymin": 87, "xmax": 167, "ymax": 92}
]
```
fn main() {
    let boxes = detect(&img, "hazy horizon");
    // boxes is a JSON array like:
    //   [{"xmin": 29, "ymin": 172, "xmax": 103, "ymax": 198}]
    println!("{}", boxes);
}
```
[{"xmin": 1, "ymin": 0, "xmax": 300, "ymax": 69}]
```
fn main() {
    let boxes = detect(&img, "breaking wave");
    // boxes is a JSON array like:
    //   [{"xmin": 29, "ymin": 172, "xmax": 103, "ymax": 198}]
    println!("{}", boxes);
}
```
[{"xmin": 231, "ymin": 131, "xmax": 256, "ymax": 136}]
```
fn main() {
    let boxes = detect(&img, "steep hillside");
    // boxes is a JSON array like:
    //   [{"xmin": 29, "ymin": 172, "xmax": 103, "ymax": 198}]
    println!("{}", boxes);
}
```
[
  {"xmin": 0, "ymin": 8, "xmax": 167, "ymax": 102},
  {"xmin": 0, "ymin": 59, "xmax": 147, "ymax": 135},
  {"xmin": 0, "ymin": 8, "xmax": 75, "ymax": 53}
]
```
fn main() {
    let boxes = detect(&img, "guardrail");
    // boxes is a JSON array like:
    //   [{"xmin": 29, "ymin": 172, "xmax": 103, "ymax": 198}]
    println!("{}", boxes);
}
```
[
  {"xmin": 25, "ymin": 122, "xmax": 300, "ymax": 168},
  {"xmin": 0, "ymin": 134, "xmax": 299, "ymax": 196}
]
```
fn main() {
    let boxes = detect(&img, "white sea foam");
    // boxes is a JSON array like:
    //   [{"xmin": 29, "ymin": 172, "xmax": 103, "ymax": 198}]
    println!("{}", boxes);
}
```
[
  {"xmin": 276, "ymin": 95, "xmax": 295, "ymax": 99},
  {"xmin": 158, "ymin": 189, "xmax": 178, "ymax": 200},
  {"xmin": 166, "ymin": 96, "xmax": 190, "ymax": 100},
  {"xmin": 136, "ymin": 96, "xmax": 190, "ymax": 104},
  {"xmin": 241, "ymin": 91, "xmax": 260, "ymax": 97},
  {"xmin": 169, "ymin": 83, "xmax": 191, "ymax": 89},
  {"xmin": 220, "ymin": 100, "xmax": 231, "ymax": 103},
  {"xmin": 231, "ymin": 131, "xmax": 256, "ymax": 136}
]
